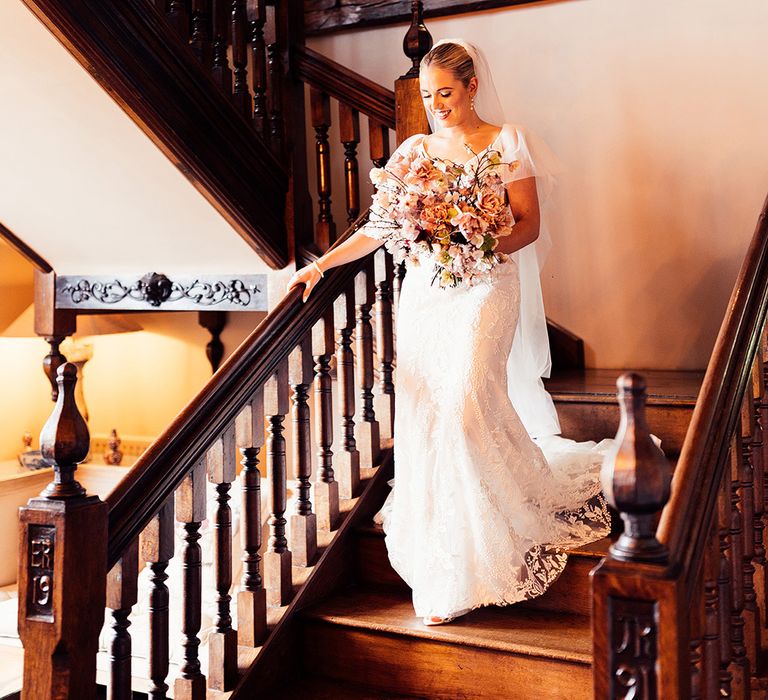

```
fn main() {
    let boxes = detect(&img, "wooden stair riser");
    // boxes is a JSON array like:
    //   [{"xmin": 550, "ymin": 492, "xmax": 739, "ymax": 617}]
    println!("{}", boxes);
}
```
[
  {"xmin": 301, "ymin": 621, "xmax": 592, "ymax": 699},
  {"xmin": 354, "ymin": 531, "xmax": 601, "ymax": 616},
  {"xmin": 553, "ymin": 400, "xmax": 692, "ymax": 456}
]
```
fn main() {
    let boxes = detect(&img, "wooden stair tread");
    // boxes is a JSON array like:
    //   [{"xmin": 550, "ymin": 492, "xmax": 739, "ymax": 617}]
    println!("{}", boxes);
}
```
[
  {"xmin": 301, "ymin": 586, "xmax": 592, "ymax": 664},
  {"xmin": 544, "ymin": 367, "xmax": 703, "ymax": 404},
  {"xmin": 279, "ymin": 675, "xmax": 423, "ymax": 699}
]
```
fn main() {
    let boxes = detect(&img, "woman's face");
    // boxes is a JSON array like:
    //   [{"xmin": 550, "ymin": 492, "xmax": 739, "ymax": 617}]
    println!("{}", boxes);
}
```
[{"xmin": 419, "ymin": 66, "xmax": 477, "ymax": 128}]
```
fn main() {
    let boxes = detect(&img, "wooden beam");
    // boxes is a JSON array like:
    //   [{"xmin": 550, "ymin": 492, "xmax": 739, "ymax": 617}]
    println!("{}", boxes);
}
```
[
  {"xmin": 305, "ymin": 0, "xmax": 568, "ymax": 36},
  {"xmin": 0, "ymin": 221, "xmax": 52, "ymax": 273}
]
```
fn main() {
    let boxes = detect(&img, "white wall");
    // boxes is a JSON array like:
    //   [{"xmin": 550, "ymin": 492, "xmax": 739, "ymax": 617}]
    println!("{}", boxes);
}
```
[{"xmin": 309, "ymin": 0, "xmax": 768, "ymax": 369}]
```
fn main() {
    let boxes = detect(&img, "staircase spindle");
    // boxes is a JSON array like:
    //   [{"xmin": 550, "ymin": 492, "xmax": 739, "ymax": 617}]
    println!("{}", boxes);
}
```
[
  {"xmin": 739, "ymin": 391, "xmax": 761, "ymax": 672},
  {"xmin": 189, "ymin": 0, "xmax": 212, "ymax": 65},
  {"xmin": 206, "ymin": 429, "xmax": 237, "ymax": 691},
  {"xmin": 368, "ymin": 119, "xmax": 391, "ymax": 168},
  {"xmin": 265, "ymin": 359, "xmax": 292, "ymax": 606},
  {"xmin": 174, "ymin": 460, "xmax": 207, "ymax": 699},
  {"xmin": 355, "ymin": 260, "xmax": 381, "ymax": 469},
  {"xmin": 749, "ymin": 356, "xmax": 768, "ymax": 633},
  {"xmin": 312, "ymin": 307, "xmax": 341, "ymax": 530},
  {"xmin": 231, "ymin": 0, "xmax": 251, "ymax": 118},
  {"xmin": 140, "ymin": 499, "xmax": 175, "ymax": 700},
  {"xmin": 247, "ymin": 0, "xmax": 268, "ymax": 135},
  {"xmin": 392, "ymin": 262, "xmax": 406, "ymax": 312},
  {"xmin": 310, "ymin": 88, "xmax": 336, "ymax": 249},
  {"xmin": 107, "ymin": 539, "xmax": 139, "ymax": 700},
  {"xmin": 236, "ymin": 391, "xmax": 268, "ymax": 645},
  {"xmin": 43, "ymin": 335, "xmax": 67, "ymax": 401},
  {"xmin": 210, "ymin": 0, "xmax": 232, "ymax": 93},
  {"xmin": 166, "ymin": 0, "xmax": 191, "ymax": 40},
  {"xmin": 339, "ymin": 102, "xmax": 361, "ymax": 225},
  {"xmin": 334, "ymin": 286, "xmax": 362, "ymax": 499},
  {"xmin": 289, "ymin": 333, "xmax": 318, "ymax": 565},
  {"xmin": 717, "ymin": 476, "xmax": 734, "ymax": 697},
  {"xmin": 702, "ymin": 526, "xmax": 722, "ymax": 700},
  {"xmin": 690, "ymin": 577, "xmax": 704, "ymax": 700},
  {"xmin": 266, "ymin": 43, "xmax": 284, "ymax": 156},
  {"xmin": 727, "ymin": 434, "xmax": 750, "ymax": 693},
  {"xmin": 374, "ymin": 248, "xmax": 396, "ymax": 441}
]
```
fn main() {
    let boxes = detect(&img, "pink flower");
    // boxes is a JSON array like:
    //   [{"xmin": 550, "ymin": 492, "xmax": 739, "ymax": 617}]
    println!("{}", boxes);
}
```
[
  {"xmin": 451, "ymin": 209, "xmax": 488, "ymax": 238},
  {"xmin": 475, "ymin": 188, "xmax": 504, "ymax": 218}
]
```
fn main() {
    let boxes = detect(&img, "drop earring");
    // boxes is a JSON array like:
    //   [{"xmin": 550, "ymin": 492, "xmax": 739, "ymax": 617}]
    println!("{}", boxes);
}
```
[{"xmin": 470, "ymin": 96, "xmax": 475, "ymax": 111}]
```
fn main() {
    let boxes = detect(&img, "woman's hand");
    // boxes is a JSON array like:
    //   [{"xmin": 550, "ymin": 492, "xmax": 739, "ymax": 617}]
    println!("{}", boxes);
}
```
[{"xmin": 286, "ymin": 261, "xmax": 324, "ymax": 302}]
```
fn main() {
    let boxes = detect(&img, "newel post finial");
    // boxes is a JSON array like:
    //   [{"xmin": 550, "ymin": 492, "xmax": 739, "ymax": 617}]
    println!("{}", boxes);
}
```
[
  {"xmin": 601, "ymin": 372, "xmax": 672, "ymax": 563},
  {"xmin": 39, "ymin": 362, "xmax": 90, "ymax": 499},
  {"xmin": 402, "ymin": 0, "xmax": 432, "ymax": 78}
]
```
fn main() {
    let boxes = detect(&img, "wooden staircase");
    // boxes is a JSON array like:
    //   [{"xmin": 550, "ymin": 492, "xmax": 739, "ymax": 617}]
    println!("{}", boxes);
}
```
[{"xmin": 242, "ymin": 369, "xmax": 701, "ymax": 699}]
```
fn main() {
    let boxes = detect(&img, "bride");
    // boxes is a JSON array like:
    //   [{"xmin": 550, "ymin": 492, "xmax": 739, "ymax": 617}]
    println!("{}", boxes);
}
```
[{"xmin": 287, "ymin": 39, "xmax": 621, "ymax": 626}]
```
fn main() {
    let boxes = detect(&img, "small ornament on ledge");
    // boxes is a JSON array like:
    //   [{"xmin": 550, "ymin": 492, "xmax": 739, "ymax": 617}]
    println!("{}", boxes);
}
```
[
  {"xmin": 18, "ymin": 431, "xmax": 46, "ymax": 470},
  {"xmin": 104, "ymin": 428, "xmax": 124, "ymax": 465}
]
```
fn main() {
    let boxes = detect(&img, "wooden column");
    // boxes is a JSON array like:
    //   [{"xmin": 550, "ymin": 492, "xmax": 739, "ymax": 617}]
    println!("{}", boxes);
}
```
[
  {"xmin": 289, "ymin": 333, "xmax": 318, "ymax": 565},
  {"xmin": 702, "ymin": 527, "xmax": 721, "ymax": 700},
  {"xmin": 264, "ymin": 359, "xmax": 292, "ymax": 606},
  {"xmin": 592, "ymin": 373, "xmax": 685, "ymax": 700},
  {"xmin": 206, "ymin": 428, "xmax": 238, "ymax": 691},
  {"xmin": 716, "ymin": 476, "xmax": 734, "ymax": 697},
  {"xmin": 312, "ymin": 307, "xmax": 340, "ymax": 530},
  {"xmin": 355, "ymin": 260, "xmax": 381, "ymax": 468},
  {"xmin": 18, "ymin": 363, "xmax": 107, "ymax": 700},
  {"xmin": 141, "ymin": 499, "xmax": 175, "ymax": 700},
  {"xmin": 106, "ymin": 539, "xmax": 139, "ymax": 700},
  {"xmin": 189, "ymin": 0, "xmax": 212, "ymax": 66},
  {"xmin": 334, "ymin": 286, "xmax": 361, "ymax": 499},
  {"xmin": 339, "ymin": 102, "xmax": 361, "ymax": 225},
  {"xmin": 374, "ymin": 248, "xmax": 396, "ymax": 441},
  {"xmin": 310, "ymin": 88, "xmax": 336, "ymax": 250},
  {"xmin": 247, "ymin": 0, "xmax": 268, "ymax": 136},
  {"xmin": 236, "ymin": 390, "xmax": 268, "ymax": 645},
  {"xmin": 231, "ymin": 0, "xmax": 252, "ymax": 118}
]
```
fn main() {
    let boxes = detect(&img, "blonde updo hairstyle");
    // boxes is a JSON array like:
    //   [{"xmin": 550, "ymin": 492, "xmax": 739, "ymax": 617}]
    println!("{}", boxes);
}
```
[{"xmin": 419, "ymin": 42, "xmax": 475, "ymax": 88}]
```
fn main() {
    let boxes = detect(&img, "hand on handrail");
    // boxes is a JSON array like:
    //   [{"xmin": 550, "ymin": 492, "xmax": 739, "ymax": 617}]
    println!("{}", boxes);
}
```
[{"xmin": 287, "ymin": 260, "xmax": 324, "ymax": 302}]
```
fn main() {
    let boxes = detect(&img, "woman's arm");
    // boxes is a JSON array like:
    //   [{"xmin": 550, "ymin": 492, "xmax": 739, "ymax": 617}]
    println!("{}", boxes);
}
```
[
  {"xmin": 495, "ymin": 176, "xmax": 541, "ymax": 255},
  {"xmin": 286, "ymin": 227, "xmax": 384, "ymax": 302}
]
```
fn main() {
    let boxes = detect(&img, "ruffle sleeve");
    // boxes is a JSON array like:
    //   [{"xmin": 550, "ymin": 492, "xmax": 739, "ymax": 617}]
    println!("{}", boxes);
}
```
[{"xmin": 497, "ymin": 124, "xmax": 537, "ymax": 185}]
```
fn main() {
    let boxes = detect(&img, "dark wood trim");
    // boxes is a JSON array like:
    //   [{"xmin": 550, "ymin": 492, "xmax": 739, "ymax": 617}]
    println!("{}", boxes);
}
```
[
  {"xmin": 293, "ymin": 46, "xmax": 396, "ymax": 129},
  {"xmin": 304, "ymin": 0, "xmax": 567, "ymax": 35},
  {"xmin": 106, "ymin": 217, "xmax": 372, "ymax": 568},
  {"xmin": 547, "ymin": 319, "xmax": 585, "ymax": 372},
  {"xmin": 22, "ymin": 0, "xmax": 290, "ymax": 269},
  {"xmin": 0, "ymin": 221, "xmax": 52, "ymax": 273},
  {"xmin": 658, "ymin": 194, "xmax": 768, "ymax": 584}
]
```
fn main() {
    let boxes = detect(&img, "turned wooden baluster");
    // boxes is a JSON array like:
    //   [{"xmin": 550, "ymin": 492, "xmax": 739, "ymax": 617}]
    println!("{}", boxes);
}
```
[
  {"xmin": 174, "ymin": 460, "xmax": 207, "ymax": 699},
  {"xmin": 189, "ymin": 0, "xmax": 212, "ymax": 65},
  {"xmin": 289, "ymin": 333, "xmax": 318, "ymax": 565},
  {"xmin": 266, "ymin": 43, "xmax": 284, "ymax": 155},
  {"xmin": 231, "ymin": 0, "xmax": 251, "ymax": 118},
  {"xmin": 334, "ymin": 286, "xmax": 362, "ymax": 499},
  {"xmin": 368, "ymin": 119, "xmax": 391, "ymax": 169},
  {"xmin": 236, "ymin": 388, "xmax": 268, "ymax": 645},
  {"xmin": 166, "ymin": 0, "xmax": 190, "ymax": 40},
  {"xmin": 211, "ymin": 0, "xmax": 232, "ymax": 93},
  {"xmin": 690, "ymin": 575, "xmax": 704, "ymax": 700},
  {"xmin": 312, "ymin": 307, "xmax": 341, "ymax": 530},
  {"xmin": 702, "ymin": 525, "xmax": 722, "ymax": 700},
  {"xmin": 206, "ymin": 428, "xmax": 237, "ymax": 691},
  {"xmin": 339, "ymin": 103, "xmax": 361, "ymax": 225},
  {"xmin": 355, "ymin": 260, "xmax": 381, "ymax": 469},
  {"xmin": 265, "ymin": 359, "xmax": 292, "ymax": 606},
  {"xmin": 140, "ymin": 498, "xmax": 174, "ymax": 700},
  {"xmin": 43, "ymin": 335, "xmax": 67, "ymax": 401},
  {"xmin": 247, "ymin": 0, "xmax": 268, "ymax": 135},
  {"xmin": 107, "ymin": 539, "xmax": 139, "ymax": 700},
  {"xmin": 374, "ymin": 248, "xmax": 396, "ymax": 441},
  {"xmin": 717, "ymin": 475, "xmax": 734, "ymax": 697},
  {"xmin": 594, "ymin": 373, "xmax": 673, "ymax": 699},
  {"xmin": 749, "ymin": 355, "xmax": 768, "ymax": 634},
  {"xmin": 739, "ymin": 391, "xmax": 761, "ymax": 672},
  {"xmin": 311, "ymin": 88, "xmax": 336, "ymax": 249},
  {"xmin": 727, "ymin": 434, "xmax": 750, "ymax": 694},
  {"xmin": 18, "ymin": 363, "xmax": 107, "ymax": 699},
  {"xmin": 392, "ymin": 262, "xmax": 406, "ymax": 312}
]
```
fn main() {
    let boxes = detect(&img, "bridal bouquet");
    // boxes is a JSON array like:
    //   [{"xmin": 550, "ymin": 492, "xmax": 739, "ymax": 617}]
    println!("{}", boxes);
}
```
[{"xmin": 366, "ymin": 143, "xmax": 520, "ymax": 288}]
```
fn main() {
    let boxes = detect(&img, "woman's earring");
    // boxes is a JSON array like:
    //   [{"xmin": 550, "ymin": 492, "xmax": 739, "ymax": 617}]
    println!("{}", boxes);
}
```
[{"xmin": 470, "ymin": 97, "xmax": 475, "ymax": 111}]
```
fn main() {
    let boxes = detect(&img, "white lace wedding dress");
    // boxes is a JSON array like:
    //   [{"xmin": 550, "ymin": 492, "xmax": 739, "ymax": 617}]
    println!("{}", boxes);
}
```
[{"xmin": 371, "ymin": 126, "xmax": 622, "ymax": 620}]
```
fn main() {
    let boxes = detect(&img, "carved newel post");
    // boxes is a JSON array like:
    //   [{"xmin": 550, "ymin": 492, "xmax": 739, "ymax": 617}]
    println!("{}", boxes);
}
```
[
  {"xmin": 601, "ymin": 372, "xmax": 672, "ymax": 562},
  {"xmin": 395, "ymin": 1, "xmax": 431, "ymax": 144},
  {"xmin": 18, "ymin": 363, "xmax": 108, "ymax": 700}
]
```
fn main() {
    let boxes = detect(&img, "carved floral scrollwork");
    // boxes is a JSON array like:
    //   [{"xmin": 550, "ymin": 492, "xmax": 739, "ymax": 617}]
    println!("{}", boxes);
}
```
[
  {"xmin": 611, "ymin": 597, "xmax": 658, "ymax": 700},
  {"xmin": 59, "ymin": 273, "xmax": 263, "ymax": 309}
]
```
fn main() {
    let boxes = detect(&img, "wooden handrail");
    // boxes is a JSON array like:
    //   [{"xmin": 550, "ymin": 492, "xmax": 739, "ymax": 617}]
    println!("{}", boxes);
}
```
[
  {"xmin": 293, "ymin": 46, "xmax": 396, "ymax": 129},
  {"xmin": 106, "ymin": 213, "xmax": 372, "ymax": 568},
  {"xmin": 657, "ymin": 195, "xmax": 768, "ymax": 585}
]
